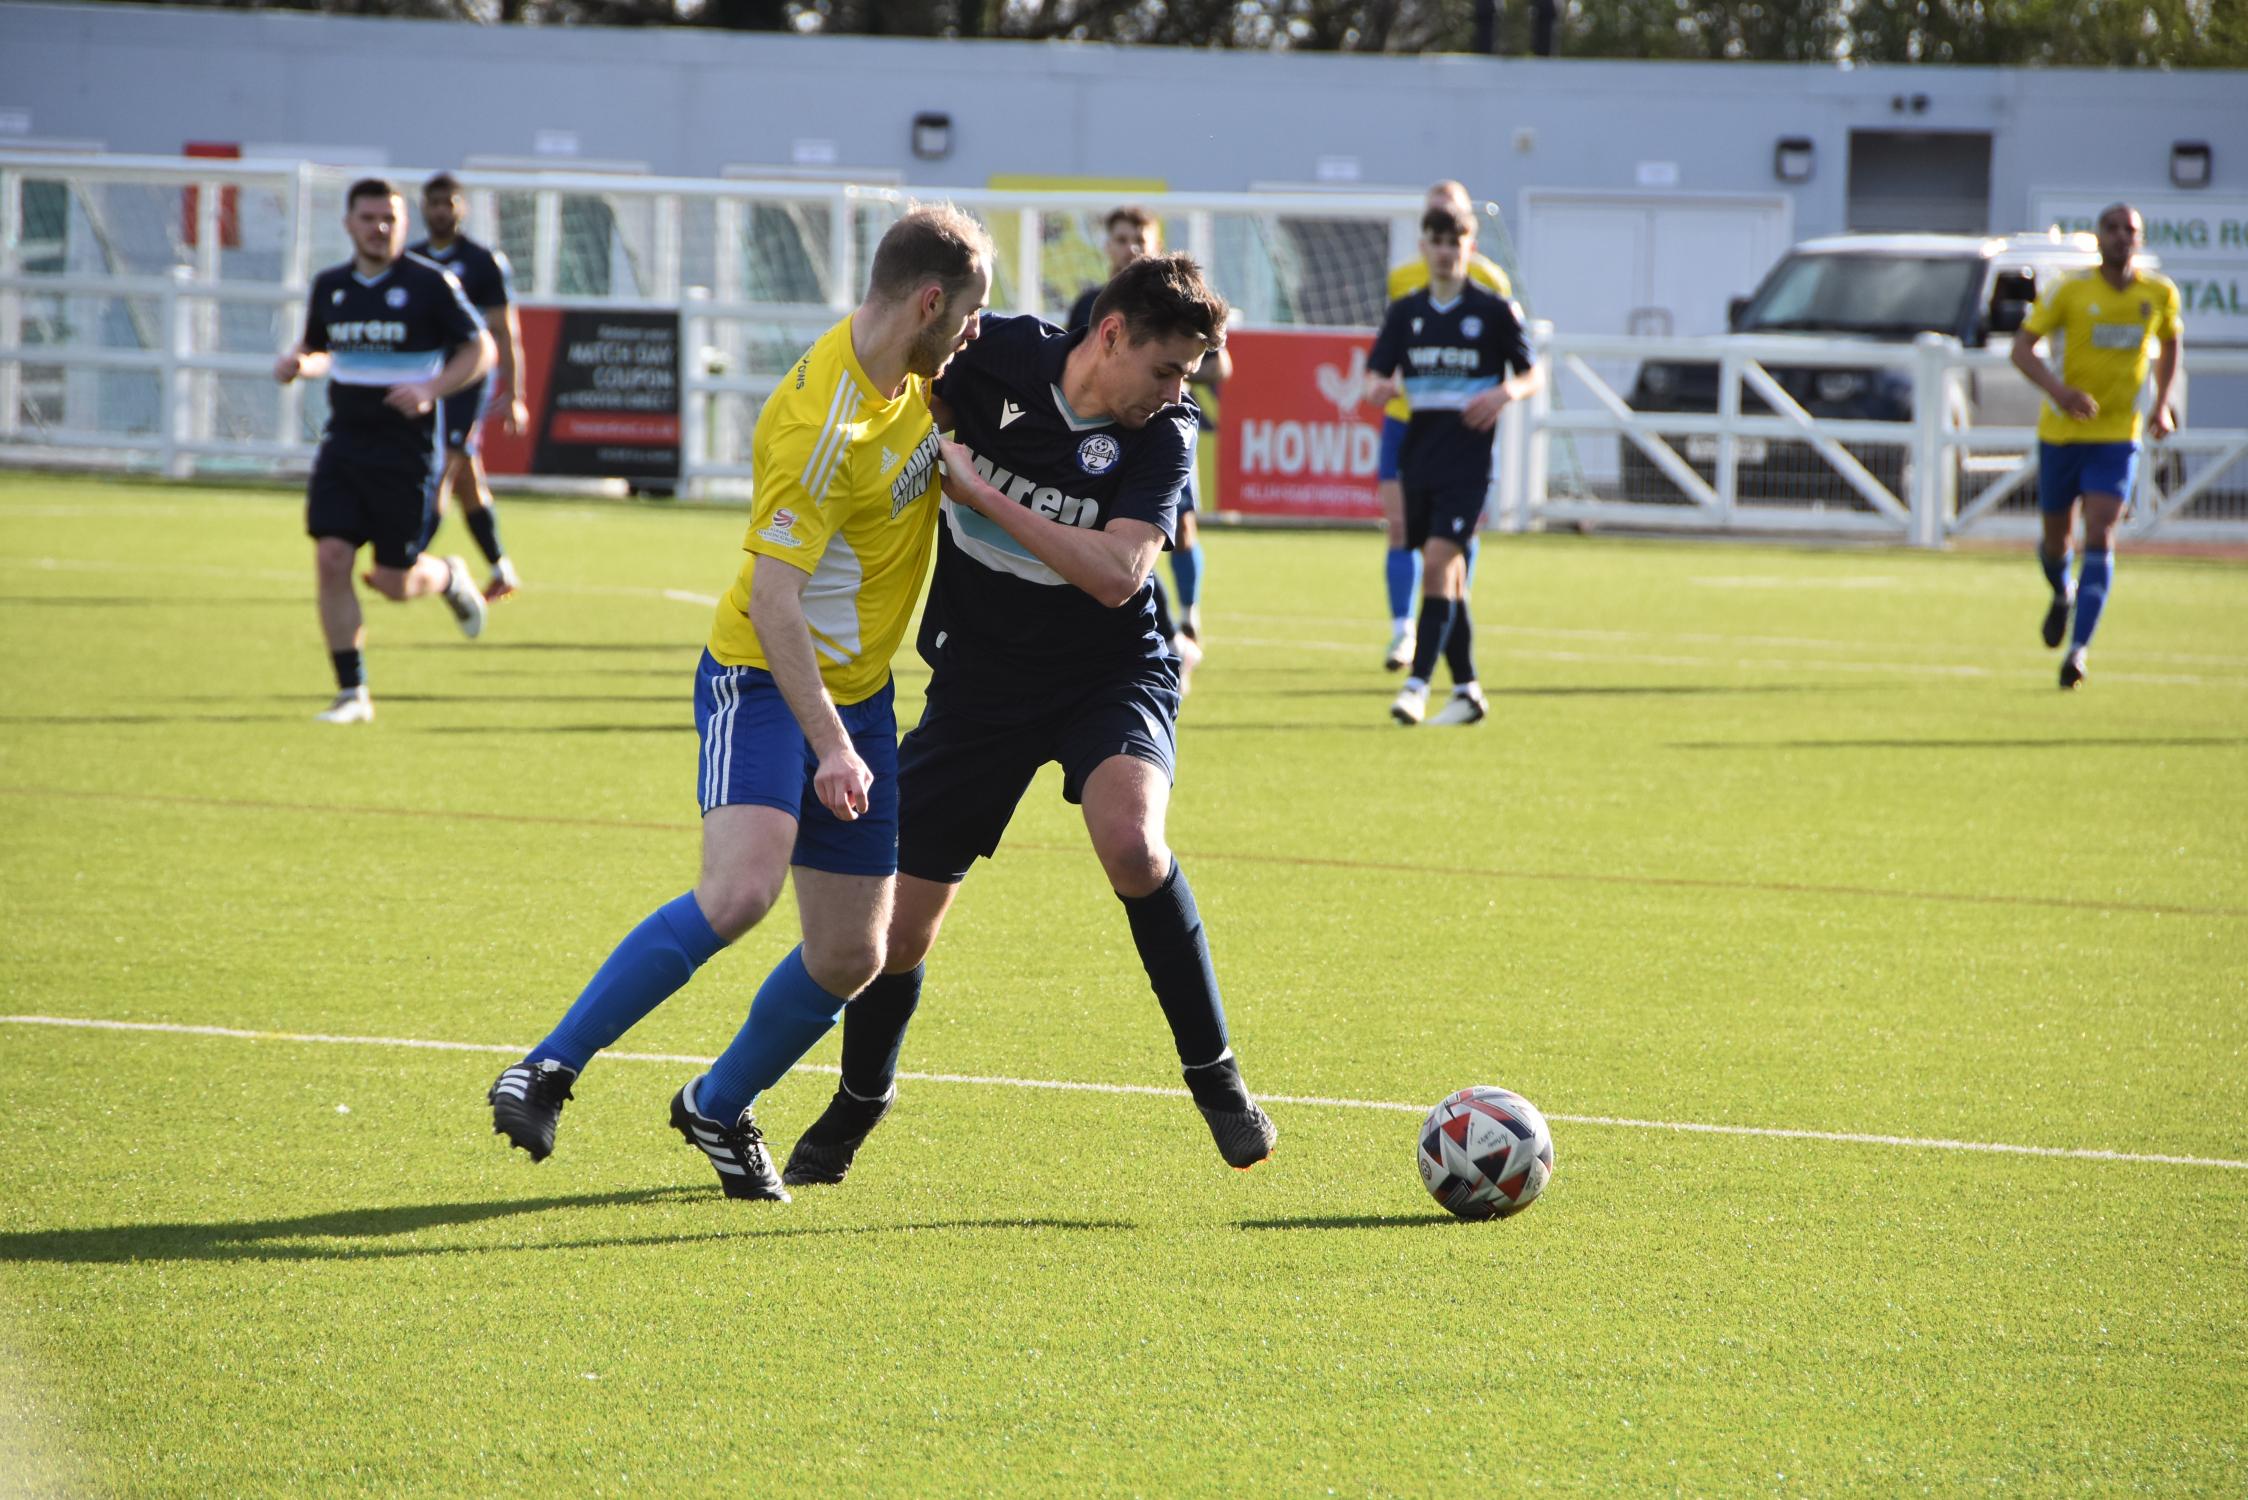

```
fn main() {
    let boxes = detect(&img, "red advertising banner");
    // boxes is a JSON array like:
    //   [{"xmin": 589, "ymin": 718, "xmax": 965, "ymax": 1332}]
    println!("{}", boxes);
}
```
[
  {"xmin": 1218, "ymin": 327, "xmax": 1385, "ymax": 521},
  {"xmin": 482, "ymin": 307, "xmax": 681, "ymax": 483}
]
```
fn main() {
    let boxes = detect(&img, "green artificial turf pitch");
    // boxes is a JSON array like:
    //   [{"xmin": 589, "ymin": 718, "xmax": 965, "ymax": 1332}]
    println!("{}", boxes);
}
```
[{"xmin": 1, "ymin": 474, "xmax": 2243, "ymax": 1495}]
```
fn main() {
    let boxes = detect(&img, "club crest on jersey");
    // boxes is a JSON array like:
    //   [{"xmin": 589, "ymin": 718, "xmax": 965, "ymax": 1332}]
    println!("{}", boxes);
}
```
[
  {"xmin": 1461, "ymin": 315, "xmax": 1483, "ymax": 338},
  {"xmin": 386, "ymin": 287, "xmax": 408, "ymax": 308},
  {"xmin": 1076, "ymin": 433, "xmax": 1121, "ymax": 475}
]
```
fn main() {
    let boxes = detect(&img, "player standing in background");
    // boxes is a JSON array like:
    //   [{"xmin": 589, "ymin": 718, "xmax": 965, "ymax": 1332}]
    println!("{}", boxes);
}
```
[
  {"xmin": 1069, "ymin": 206, "xmax": 1229, "ymax": 677},
  {"xmin": 411, "ymin": 172, "xmax": 527, "ymax": 601},
  {"xmin": 274, "ymin": 177, "xmax": 493, "ymax": 724},
  {"xmin": 487, "ymin": 206, "xmax": 992, "ymax": 1202},
  {"xmin": 782, "ymin": 253, "xmax": 1277, "ymax": 1186},
  {"xmin": 1379, "ymin": 180, "xmax": 1513, "ymax": 671},
  {"xmin": 1362, "ymin": 202, "xmax": 1541, "ymax": 727},
  {"xmin": 2009, "ymin": 202, "xmax": 2183, "ymax": 690}
]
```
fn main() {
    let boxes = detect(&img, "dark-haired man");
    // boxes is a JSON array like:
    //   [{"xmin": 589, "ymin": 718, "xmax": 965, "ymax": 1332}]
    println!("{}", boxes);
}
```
[
  {"xmin": 411, "ymin": 172, "xmax": 526, "ymax": 601},
  {"xmin": 783, "ymin": 252, "xmax": 1278, "ymax": 1185},
  {"xmin": 275, "ymin": 177, "xmax": 494, "ymax": 724},
  {"xmin": 1362, "ymin": 202, "xmax": 1540, "ymax": 727},
  {"xmin": 487, "ymin": 205, "xmax": 993, "ymax": 1202}
]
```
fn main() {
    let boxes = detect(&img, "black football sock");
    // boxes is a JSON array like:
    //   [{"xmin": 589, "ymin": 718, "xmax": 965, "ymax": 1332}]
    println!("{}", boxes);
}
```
[
  {"xmin": 330, "ymin": 649, "xmax": 365, "ymax": 691},
  {"xmin": 464, "ymin": 506, "xmax": 505, "ymax": 567},
  {"xmin": 1409, "ymin": 594, "xmax": 1456, "ymax": 682},
  {"xmin": 1442, "ymin": 600, "xmax": 1477, "ymax": 685},
  {"xmin": 1118, "ymin": 861, "xmax": 1238, "ymax": 1102},
  {"xmin": 837, "ymin": 964, "xmax": 923, "ymax": 1101}
]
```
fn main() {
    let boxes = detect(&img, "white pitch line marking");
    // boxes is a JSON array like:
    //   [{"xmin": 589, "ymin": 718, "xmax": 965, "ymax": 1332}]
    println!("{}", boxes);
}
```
[{"xmin": 6, "ymin": 1015, "xmax": 2242, "ymax": 1172}]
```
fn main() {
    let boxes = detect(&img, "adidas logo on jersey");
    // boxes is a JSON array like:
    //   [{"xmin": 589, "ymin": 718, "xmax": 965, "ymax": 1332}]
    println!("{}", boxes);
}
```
[
  {"xmin": 880, "ymin": 447, "xmax": 899, "ymax": 472},
  {"xmin": 999, "ymin": 400, "xmax": 1026, "ymax": 429}
]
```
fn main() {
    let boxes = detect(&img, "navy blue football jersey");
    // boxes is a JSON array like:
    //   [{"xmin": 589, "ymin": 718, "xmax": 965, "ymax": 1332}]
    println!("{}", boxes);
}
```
[
  {"xmin": 924, "ymin": 314, "xmax": 1198, "ymax": 684},
  {"xmin": 302, "ymin": 255, "xmax": 484, "ymax": 467},
  {"xmin": 1367, "ymin": 283, "xmax": 1534, "ymax": 490},
  {"xmin": 1066, "ymin": 284, "xmax": 1101, "ymax": 332},
  {"xmin": 407, "ymin": 234, "xmax": 514, "ymax": 311}
]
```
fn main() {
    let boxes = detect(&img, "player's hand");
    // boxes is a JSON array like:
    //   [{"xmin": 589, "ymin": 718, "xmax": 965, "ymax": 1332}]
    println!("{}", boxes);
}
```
[
  {"xmin": 273, "ymin": 352, "xmax": 302, "ymax": 385},
  {"xmin": 504, "ymin": 396, "xmax": 529, "ymax": 435},
  {"xmin": 812, "ymin": 743, "xmax": 874, "ymax": 821},
  {"xmin": 2055, "ymin": 386, "xmax": 2098, "ymax": 422},
  {"xmin": 937, "ymin": 438, "xmax": 996, "ymax": 515},
  {"xmin": 1462, "ymin": 386, "xmax": 1513, "ymax": 432},
  {"xmin": 2149, "ymin": 403, "xmax": 2177, "ymax": 440},
  {"xmin": 385, "ymin": 382, "xmax": 439, "ymax": 418},
  {"xmin": 1359, "ymin": 374, "xmax": 1399, "ymax": 410}
]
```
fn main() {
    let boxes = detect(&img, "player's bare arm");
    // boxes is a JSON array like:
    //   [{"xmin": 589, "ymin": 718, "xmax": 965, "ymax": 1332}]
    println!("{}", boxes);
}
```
[
  {"xmin": 1462, "ymin": 364, "xmax": 1544, "ymax": 432},
  {"xmin": 936, "ymin": 437, "xmax": 1164, "ymax": 607},
  {"xmin": 385, "ymin": 331, "xmax": 495, "ymax": 419},
  {"xmin": 2150, "ymin": 334, "xmax": 2182, "ymax": 439},
  {"xmin": 274, "ymin": 342, "xmax": 330, "ymax": 384},
  {"xmin": 497, "ymin": 303, "xmax": 529, "ymax": 433},
  {"xmin": 2010, "ymin": 326, "xmax": 2096, "ymax": 421},
  {"xmin": 745, "ymin": 552, "xmax": 873, "ymax": 820}
]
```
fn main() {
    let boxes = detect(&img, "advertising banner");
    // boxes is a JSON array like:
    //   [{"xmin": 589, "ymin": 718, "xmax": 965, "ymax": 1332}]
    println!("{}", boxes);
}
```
[
  {"xmin": 1218, "ymin": 327, "xmax": 1385, "ymax": 521},
  {"xmin": 482, "ymin": 307, "xmax": 681, "ymax": 482},
  {"xmin": 2031, "ymin": 193, "xmax": 2248, "ymax": 346}
]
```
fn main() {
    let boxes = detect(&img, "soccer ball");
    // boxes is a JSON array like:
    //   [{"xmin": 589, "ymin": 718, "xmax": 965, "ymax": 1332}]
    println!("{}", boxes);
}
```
[{"xmin": 1417, "ymin": 1086, "xmax": 1555, "ymax": 1221}]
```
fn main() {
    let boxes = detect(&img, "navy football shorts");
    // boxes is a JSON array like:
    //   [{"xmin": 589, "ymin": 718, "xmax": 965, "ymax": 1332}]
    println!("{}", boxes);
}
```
[
  {"xmin": 441, "ymin": 373, "xmax": 495, "ymax": 456},
  {"xmin": 2037, "ymin": 440, "xmax": 2138, "ymax": 513},
  {"xmin": 694, "ymin": 651, "xmax": 900, "ymax": 878},
  {"xmin": 304, "ymin": 441, "xmax": 441, "ymax": 571},
  {"xmin": 895, "ymin": 663, "xmax": 1181, "ymax": 886},
  {"xmin": 1403, "ymin": 481, "xmax": 1488, "ymax": 550}
]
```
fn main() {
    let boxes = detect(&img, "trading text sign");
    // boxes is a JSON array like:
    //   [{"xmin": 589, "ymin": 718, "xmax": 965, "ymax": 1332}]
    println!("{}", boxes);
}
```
[{"xmin": 2032, "ymin": 193, "xmax": 2248, "ymax": 346}]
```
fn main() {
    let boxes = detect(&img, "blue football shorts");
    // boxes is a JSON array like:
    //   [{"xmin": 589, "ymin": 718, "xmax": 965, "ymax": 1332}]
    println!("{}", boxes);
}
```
[
  {"xmin": 1377, "ymin": 416, "xmax": 1409, "ymax": 482},
  {"xmin": 693, "ymin": 650, "xmax": 900, "ymax": 878},
  {"xmin": 2037, "ymin": 440, "xmax": 2138, "ymax": 513}
]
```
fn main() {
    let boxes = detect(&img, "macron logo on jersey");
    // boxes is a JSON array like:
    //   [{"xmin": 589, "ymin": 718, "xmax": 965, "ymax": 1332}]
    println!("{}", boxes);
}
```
[{"xmin": 999, "ymin": 400, "xmax": 1027, "ymax": 429}]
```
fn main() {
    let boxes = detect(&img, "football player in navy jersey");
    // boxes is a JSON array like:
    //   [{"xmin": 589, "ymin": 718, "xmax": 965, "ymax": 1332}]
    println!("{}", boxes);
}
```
[
  {"xmin": 275, "ymin": 178, "xmax": 494, "ymax": 723},
  {"xmin": 412, "ymin": 172, "xmax": 526, "ymax": 601},
  {"xmin": 782, "ymin": 253, "xmax": 1279, "ymax": 1184},
  {"xmin": 1362, "ymin": 203, "xmax": 1541, "ymax": 727}
]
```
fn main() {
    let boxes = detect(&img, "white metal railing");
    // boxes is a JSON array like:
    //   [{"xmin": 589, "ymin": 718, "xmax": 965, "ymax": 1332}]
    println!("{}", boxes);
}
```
[{"xmin": 1502, "ymin": 326, "xmax": 2248, "ymax": 546}]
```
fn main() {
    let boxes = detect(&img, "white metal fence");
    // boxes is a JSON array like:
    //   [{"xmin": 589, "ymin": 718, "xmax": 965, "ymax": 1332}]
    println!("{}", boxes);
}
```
[
  {"xmin": 0, "ymin": 151, "xmax": 1422, "ymax": 489},
  {"xmin": 1501, "ymin": 326, "xmax": 2248, "ymax": 546},
  {"xmin": 6, "ymin": 151, "xmax": 2245, "ymax": 546}
]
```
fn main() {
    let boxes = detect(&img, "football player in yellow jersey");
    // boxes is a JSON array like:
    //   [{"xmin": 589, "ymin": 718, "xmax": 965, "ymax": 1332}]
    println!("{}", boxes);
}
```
[
  {"xmin": 489, "ymin": 206, "xmax": 996, "ymax": 1200},
  {"xmin": 2011, "ymin": 202, "xmax": 2183, "ymax": 689},
  {"xmin": 1378, "ymin": 181, "xmax": 1514, "ymax": 669}
]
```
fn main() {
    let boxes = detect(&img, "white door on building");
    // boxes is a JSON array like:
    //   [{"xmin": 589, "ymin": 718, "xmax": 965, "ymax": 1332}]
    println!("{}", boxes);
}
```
[{"xmin": 1518, "ymin": 191, "xmax": 1793, "ymax": 481}]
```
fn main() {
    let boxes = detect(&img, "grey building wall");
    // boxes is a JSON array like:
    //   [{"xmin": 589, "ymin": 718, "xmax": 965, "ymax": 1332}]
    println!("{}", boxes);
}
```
[{"xmin": 2, "ymin": 0, "xmax": 2243, "ymax": 243}]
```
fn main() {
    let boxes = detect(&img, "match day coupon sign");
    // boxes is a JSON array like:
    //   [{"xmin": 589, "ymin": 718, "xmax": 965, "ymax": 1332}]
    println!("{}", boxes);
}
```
[
  {"xmin": 1218, "ymin": 328, "xmax": 1385, "ymax": 521},
  {"xmin": 483, "ymin": 308, "xmax": 682, "ymax": 482}
]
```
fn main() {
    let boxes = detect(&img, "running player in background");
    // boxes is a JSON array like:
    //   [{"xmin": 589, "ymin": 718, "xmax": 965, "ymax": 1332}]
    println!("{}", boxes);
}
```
[
  {"xmin": 486, "ymin": 206, "xmax": 991, "ymax": 1202},
  {"xmin": 1380, "ymin": 180, "xmax": 1513, "ymax": 670},
  {"xmin": 411, "ymin": 172, "xmax": 526, "ymax": 601},
  {"xmin": 1070, "ymin": 206, "xmax": 1228, "ymax": 673},
  {"xmin": 274, "ymin": 177, "xmax": 493, "ymax": 724},
  {"xmin": 783, "ymin": 252, "xmax": 1277, "ymax": 1186},
  {"xmin": 2009, "ymin": 202, "xmax": 2183, "ymax": 690},
  {"xmin": 1363, "ymin": 202, "xmax": 1540, "ymax": 727}
]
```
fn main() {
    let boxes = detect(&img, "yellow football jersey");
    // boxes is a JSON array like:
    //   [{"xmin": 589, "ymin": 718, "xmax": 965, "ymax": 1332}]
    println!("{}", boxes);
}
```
[
  {"xmin": 1383, "ymin": 252, "xmax": 1513, "ymax": 422},
  {"xmin": 707, "ymin": 317, "xmax": 945, "ymax": 705},
  {"xmin": 2023, "ymin": 268, "xmax": 2183, "ymax": 446}
]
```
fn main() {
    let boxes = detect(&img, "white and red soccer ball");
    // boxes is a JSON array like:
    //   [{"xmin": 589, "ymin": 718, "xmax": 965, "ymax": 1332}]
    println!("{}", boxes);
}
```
[{"xmin": 1417, "ymin": 1086, "xmax": 1555, "ymax": 1221}]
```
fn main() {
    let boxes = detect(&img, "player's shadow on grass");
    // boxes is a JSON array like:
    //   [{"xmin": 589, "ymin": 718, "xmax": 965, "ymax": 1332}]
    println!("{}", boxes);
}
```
[
  {"xmin": 0, "ymin": 595, "xmax": 302, "ymax": 608},
  {"xmin": 0, "ymin": 713, "xmax": 302, "ymax": 727},
  {"xmin": 0, "ymin": 1190, "xmax": 1136, "ymax": 1264},
  {"xmin": 1254, "ymin": 684, "xmax": 1855, "ymax": 701},
  {"xmin": 1234, "ymin": 1214, "xmax": 1451, "ymax": 1231},
  {"xmin": 389, "ymin": 641, "xmax": 697, "ymax": 654},
  {"xmin": 411, "ymin": 723, "xmax": 693, "ymax": 735}
]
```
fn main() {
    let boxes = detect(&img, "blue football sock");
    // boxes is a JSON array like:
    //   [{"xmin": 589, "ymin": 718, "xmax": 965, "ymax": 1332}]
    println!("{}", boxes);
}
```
[
  {"xmin": 1464, "ymin": 536, "xmax": 1481, "ymax": 591},
  {"xmin": 838, "ymin": 964, "xmax": 923, "ymax": 1100},
  {"xmin": 698, "ymin": 947, "xmax": 849, "ymax": 1124},
  {"xmin": 1118, "ymin": 862, "xmax": 1231, "ymax": 1078},
  {"xmin": 2040, "ymin": 548, "xmax": 2073, "ymax": 598},
  {"xmin": 531, "ymin": 892, "xmax": 725, "ymax": 1073},
  {"xmin": 1171, "ymin": 544, "xmax": 1204, "ymax": 611},
  {"xmin": 1384, "ymin": 547, "xmax": 1419, "ymax": 623},
  {"xmin": 2071, "ymin": 550, "xmax": 2113, "ymax": 649}
]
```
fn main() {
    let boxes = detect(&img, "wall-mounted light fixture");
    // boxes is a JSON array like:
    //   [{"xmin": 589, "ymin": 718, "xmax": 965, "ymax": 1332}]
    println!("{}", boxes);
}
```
[
  {"xmin": 2171, "ymin": 140, "xmax": 2212, "ymax": 189},
  {"xmin": 912, "ymin": 112, "xmax": 952, "ymax": 161},
  {"xmin": 1774, "ymin": 136, "xmax": 1815, "ymax": 184}
]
